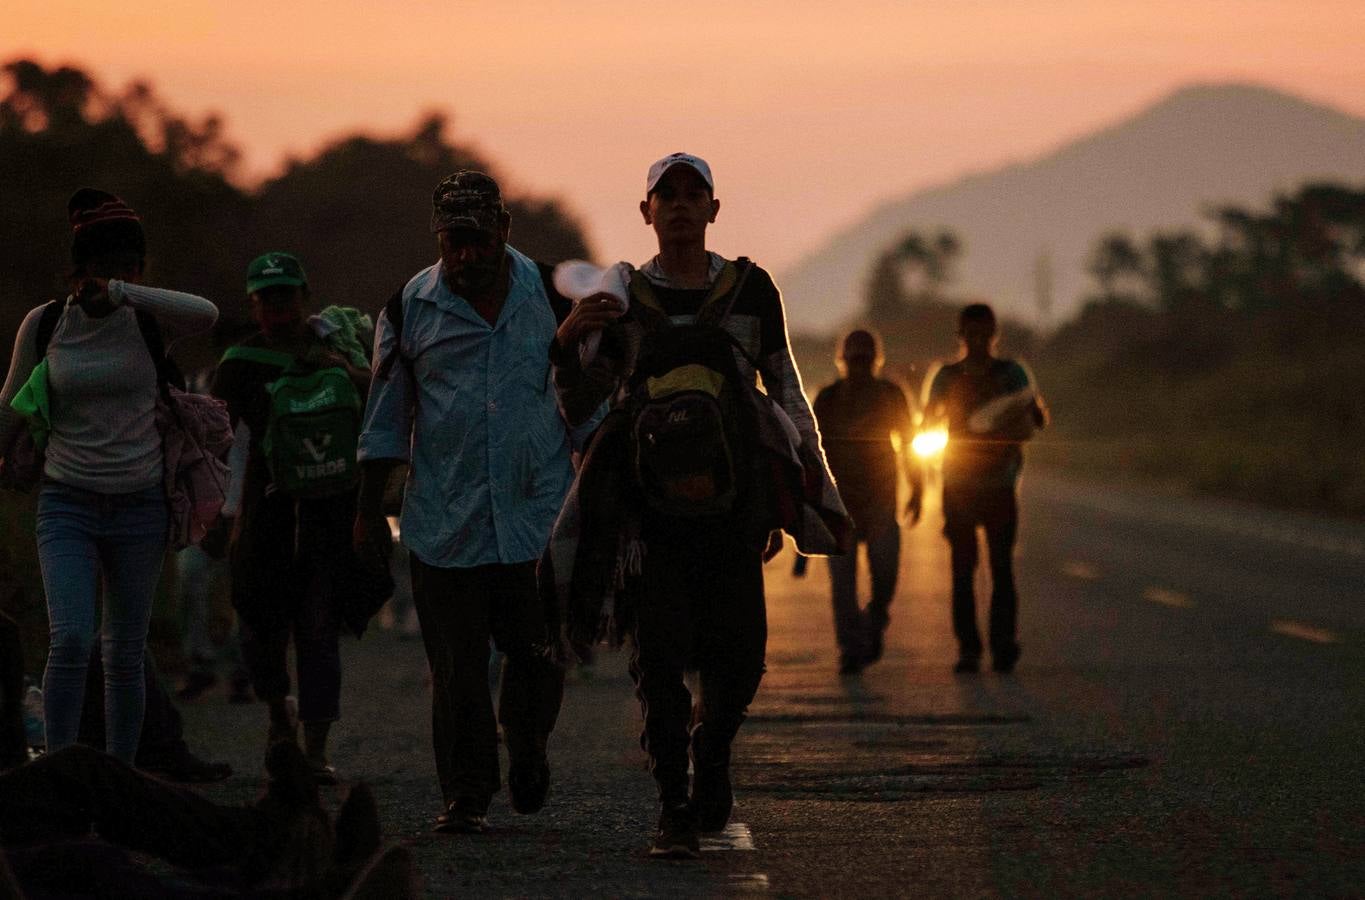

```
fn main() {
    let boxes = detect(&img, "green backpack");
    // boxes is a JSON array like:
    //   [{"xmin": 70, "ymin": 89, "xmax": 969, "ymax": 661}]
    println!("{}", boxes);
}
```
[{"xmin": 220, "ymin": 346, "xmax": 362, "ymax": 498}]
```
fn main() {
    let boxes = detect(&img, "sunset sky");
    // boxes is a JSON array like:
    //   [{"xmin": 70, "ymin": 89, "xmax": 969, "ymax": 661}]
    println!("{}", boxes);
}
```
[{"xmin": 6, "ymin": 1, "xmax": 1365, "ymax": 274}]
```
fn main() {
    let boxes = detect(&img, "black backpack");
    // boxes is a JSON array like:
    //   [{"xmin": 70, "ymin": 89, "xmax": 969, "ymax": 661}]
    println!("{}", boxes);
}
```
[{"xmin": 624, "ymin": 259, "xmax": 757, "ymax": 518}]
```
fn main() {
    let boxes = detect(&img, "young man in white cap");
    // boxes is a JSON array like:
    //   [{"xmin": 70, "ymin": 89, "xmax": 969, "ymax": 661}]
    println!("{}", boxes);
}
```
[{"xmin": 551, "ymin": 153, "xmax": 843, "ymax": 858}]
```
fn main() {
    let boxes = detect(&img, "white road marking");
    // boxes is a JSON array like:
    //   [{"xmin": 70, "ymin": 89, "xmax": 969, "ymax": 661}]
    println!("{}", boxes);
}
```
[
  {"xmin": 702, "ymin": 823, "xmax": 756, "ymax": 851},
  {"xmin": 1062, "ymin": 560, "xmax": 1101, "ymax": 580},
  {"xmin": 1143, "ymin": 586, "xmax": 1193, "ymax": 608},
  {"xmin": 1269, "ymin": 620, "xmax": 1342, "ymax": 644},
  {"xmin": 728, "ymin": 873, "xmax": 771, "ymax": 891}
]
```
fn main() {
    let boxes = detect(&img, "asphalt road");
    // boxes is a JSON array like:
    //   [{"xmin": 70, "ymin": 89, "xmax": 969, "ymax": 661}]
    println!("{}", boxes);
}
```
[{"xmin": 181, "ymin": 469, "xmax": 1365, "ymax": 897}]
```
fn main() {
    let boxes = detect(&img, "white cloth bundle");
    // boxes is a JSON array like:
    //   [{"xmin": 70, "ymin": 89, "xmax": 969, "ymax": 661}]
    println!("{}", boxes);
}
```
[{"xmin": 552, "ymin": 260, "xmax": 631, "ymax": 365}]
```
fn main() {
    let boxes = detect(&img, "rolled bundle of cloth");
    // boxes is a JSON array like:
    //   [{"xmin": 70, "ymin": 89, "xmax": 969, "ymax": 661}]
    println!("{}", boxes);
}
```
[{"xmin": 552, "ymin": 260, "xmax": 631, "ymax": 365}]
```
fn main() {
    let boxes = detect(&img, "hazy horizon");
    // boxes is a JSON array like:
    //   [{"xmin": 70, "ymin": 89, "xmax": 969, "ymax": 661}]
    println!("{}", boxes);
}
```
[{"xmin": 7, "ymin": 0, "xmax": 1365, "ymax": 274}]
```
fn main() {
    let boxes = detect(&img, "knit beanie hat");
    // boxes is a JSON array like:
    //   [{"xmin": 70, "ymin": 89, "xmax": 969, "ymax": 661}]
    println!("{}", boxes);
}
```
[{"xmin": 68, "ymin": 188, "xmax": 145, "ymax": 271}]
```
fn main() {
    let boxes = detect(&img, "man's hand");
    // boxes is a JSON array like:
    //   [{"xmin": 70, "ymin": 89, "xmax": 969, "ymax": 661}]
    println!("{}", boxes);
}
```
[
  {"xmin": 904, "ymin": 487, "xmax": 923, "ymax": 526},
  {"xmin": 762, "ymin": 530, "xmax": 784, "ymax": 563},
  {"xmin": 555, "ymin": 292, "xmax": 623, "ymax": 350},
  {"xmin": 352, "ymin": 511, "xmax": 393, "ymax": 566}
]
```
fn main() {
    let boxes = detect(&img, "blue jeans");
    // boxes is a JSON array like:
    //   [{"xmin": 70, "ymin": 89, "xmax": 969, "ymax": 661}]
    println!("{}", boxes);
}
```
[{"xmin": 36, "ymin": 480, "xmax": 168, "ymax": 764}]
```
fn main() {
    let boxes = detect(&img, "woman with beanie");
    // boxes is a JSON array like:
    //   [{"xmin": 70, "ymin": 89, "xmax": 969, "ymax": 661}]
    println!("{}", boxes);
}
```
[{"xmin": 0, "ymin": 189, "xmax": 218, "ymax": 765}]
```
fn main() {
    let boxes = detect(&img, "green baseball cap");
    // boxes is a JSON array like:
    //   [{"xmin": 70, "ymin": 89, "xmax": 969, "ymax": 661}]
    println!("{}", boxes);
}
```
[{"xmin": 246, "ymin": 252, "xmax": 307, "ymax": 295}]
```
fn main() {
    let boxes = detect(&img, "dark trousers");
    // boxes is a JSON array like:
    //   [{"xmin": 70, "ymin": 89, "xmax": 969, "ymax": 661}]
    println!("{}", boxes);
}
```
[
  {"xmin": 409, "ymin": 557, "xmax": 564, "ymax": 811},
  {"xmin": 942, "ymin": 483, "xmax": 1019, "ymax": 660},
  {"xmin": 630, "ymin": 530, "xmax": 767, "ymax": 805},
  {"xmin": 232, "ymin": 490, "xmax": 352, "ymax": 723},
  {"xmin": 827, "ymin": 515, "xmax": 900, "ymax": 658},
  {"xmin": 0, "ymin": 745, "xmax": 262, "ymax": 868}
]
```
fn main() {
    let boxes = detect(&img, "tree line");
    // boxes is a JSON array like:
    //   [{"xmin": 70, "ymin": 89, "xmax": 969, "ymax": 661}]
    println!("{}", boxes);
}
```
[
  {"xmin": 859, "ymin": 184, "xmax": 1365, "ymax": 516},
  {"xmin": 1, "ymin": 58, "xmax": 592, "ymax": 369}
]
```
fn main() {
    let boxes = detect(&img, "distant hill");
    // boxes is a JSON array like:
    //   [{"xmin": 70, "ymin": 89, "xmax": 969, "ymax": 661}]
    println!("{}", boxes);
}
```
[{"xmin": 779, "ymin": 83, "xmax": 1365, "ymax": 333}]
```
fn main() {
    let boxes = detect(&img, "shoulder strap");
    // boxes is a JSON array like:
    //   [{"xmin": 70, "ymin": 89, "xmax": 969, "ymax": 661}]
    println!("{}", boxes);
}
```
[
  {"xmin": 698, "ymin": 257, "xmax": 753, "ymax": 328},
  {"xmin": 374, "ymin": 285, "xmax": 408, "ymax": 380},
  {"xmin": 33, "ymin": 299, "xmax": 64, "ymax": 358},
  {"xmin": 220, "ymin": 345, "xmax": 296, "ymax": 369},
  {"xmin": 134, "ymin": 310, "xmax": 188, "ymax": 393}
]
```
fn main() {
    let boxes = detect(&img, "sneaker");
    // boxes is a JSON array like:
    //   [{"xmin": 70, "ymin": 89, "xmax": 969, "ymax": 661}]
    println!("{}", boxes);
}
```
[
  {"xmin": 649, "ymin": 802, "xmax": 700, "ymax": 859},
  {"xmin": 310, "ymin": 761, "xmax": 340, "ymax": 786},
  {"xmin": 692, "ymin": 763, "xmax": 733, "ymax": 833},
  {"xmin": 992, "ymin": 645, "xmax": 1021, "ymax": 673},
  {"xmin": 508, "ymin": 760, "xmax": 551, "ymax": 815},
  {"xmin": 953, "ymin": 656, "xmax": 981, "ymax": 674},
  {"xmin": 140, "ymin": 746, "xmax": 234, "ymax": 783},
  {"xmin": 434, "ymin": 798, "xmax": 487, "ymax": 834}
]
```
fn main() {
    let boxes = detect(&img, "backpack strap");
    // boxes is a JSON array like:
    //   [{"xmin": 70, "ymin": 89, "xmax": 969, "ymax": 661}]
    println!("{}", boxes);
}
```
[
  {"xmin": 373, "ymin": 285, "xmax": 408, "ymax": 381},
  {"xmin": 376, "ymin": 263, "xmax": 570, "ymax": 380},
  {"xmin": 133, "ymin": 310, "xmax": 187, "ymax": 393},
  {"xmin": 220, "ymin": 345, "xmax": 296, "ymax": 369},
  {"xmin": 697, "ymin": 257, "xmax": 754, "ymax": 328},
  {"xmin": 33, "ymin": 299, "xmax": 65, "ymax": 357}
]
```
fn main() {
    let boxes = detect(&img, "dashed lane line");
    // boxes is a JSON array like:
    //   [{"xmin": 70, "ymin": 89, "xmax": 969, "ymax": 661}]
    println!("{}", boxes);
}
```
[
  {"xmin": 727, "ymin": 873, "xmax": 771, "ymax": 892},
  {"xmin": 1142, "ymin": 586, "xmax": 1194, "ymax": 608},
  {"xmin": 1269, "ymin": 619, "xmax": 1342, "ymax": 645},
  {"xmin": 1062, "ymin": 560, "xmax": 1101, "ymax": 580},
  {"xmin": 703, "ymin": 823, "xmax": 756, "ymax": 851}
]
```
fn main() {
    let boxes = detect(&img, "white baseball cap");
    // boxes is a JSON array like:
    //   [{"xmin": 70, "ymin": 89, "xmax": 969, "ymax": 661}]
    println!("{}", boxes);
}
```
[{"xmin": 645, "ymin": 152, "xmax": 714, "ymax": 195}]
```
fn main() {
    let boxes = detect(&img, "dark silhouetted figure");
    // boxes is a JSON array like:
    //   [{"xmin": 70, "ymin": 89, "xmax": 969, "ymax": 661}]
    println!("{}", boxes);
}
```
[
  {"xmin": 547, "ymin": 153, "xmax": 847, "ymax": 859},
  {"xmin": 923, "ymin": 304, "xmax": 1047, "ymax": 674},
  {"xmin": 213, "ymin": 252, "xmax": 373, "ymax": 785},
  {"xmin": 813, "ymin": 328, "xmax": 923, "ymax": 674},
  {"xmin": 354, "ymin": 172, "xmax": 581, "ymax": 835},
  {"xmin": 0, "ymin": 742, "xmax": 417, "ymax": 898}
]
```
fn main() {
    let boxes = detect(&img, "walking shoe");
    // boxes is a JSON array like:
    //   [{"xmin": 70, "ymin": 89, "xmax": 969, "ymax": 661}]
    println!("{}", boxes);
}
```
[
  {"xmin": 434, "ymin": 798, "xmax": 487, "ymax": 834},
  {"xmin": 953, "ymin": 655, "xmax": 980, "ymax": 674},
  {"xmin": 140, "ymin": 746, "xmax": 234, "ymax": 783},
  {"xmin": 649, "ymin": 802, "xmax": 700, "ymax": 859},
  {"xmin": 309, "ymin": 761, "xmax": 340, "ymax": 786},
  {"xmin": 691, "ymin": 763, "xmax": 733, "ymax": 833},
  {"xmin": 992, "ymin": 645, "xmax": 1021, "ymax": 674},
  {"xmin": 176, "ymin": 671, "xmax": 217, "ymax": 702},
  {"xmin": 508, "ymin": 760, "xmax": 551, "ymax": 814}
]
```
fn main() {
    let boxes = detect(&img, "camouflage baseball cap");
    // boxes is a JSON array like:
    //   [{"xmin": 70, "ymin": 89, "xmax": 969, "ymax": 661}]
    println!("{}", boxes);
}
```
[{"xmin": 430, "ymin": 171, "xmax": 506, "ymax": 234}]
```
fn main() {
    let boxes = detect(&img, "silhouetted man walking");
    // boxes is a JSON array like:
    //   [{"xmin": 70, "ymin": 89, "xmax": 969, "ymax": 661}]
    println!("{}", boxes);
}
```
[
  {"xmin": 813, "ymin": 328, "xmax": 923, "ymax": 673},
  {"xmin": 923, "ymin": 304, "xmax": 1047, "ymax": 674}
]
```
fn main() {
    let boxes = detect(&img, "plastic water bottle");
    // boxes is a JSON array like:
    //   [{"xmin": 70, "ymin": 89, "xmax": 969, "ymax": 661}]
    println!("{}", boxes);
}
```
[{"xmin": 23, "ymin": 683, "xmax": 45, "ymax": 750}]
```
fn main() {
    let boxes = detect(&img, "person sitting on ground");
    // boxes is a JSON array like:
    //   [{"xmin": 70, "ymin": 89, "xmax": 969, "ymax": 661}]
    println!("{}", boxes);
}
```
[{"xmin": 0, "ymin": 741, "xmax": 418, "ymax": 898}]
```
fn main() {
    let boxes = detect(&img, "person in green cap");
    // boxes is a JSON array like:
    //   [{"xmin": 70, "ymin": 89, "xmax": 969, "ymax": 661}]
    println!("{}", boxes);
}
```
[{"xmin": 211, "ymin": 252, "xmax": 371, "ymax": 783}]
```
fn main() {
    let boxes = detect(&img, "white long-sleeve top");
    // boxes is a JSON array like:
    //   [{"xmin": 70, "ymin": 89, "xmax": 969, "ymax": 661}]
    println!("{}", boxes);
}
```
[{"xmin": 0, "ymin": 281, "xmax": 218, "ymax": 493}]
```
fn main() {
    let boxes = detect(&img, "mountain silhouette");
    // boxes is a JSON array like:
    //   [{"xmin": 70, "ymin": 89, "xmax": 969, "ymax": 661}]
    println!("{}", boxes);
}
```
[{"xmin": 779, "ymin": 83, "xmax": 1365, "ymax": 332}]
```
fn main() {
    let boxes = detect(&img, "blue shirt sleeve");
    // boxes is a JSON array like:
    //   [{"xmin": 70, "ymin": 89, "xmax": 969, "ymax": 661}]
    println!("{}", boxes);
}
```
[{"xmin": 357, "ymin": 300, "xmax": 414, "ymax": 462}]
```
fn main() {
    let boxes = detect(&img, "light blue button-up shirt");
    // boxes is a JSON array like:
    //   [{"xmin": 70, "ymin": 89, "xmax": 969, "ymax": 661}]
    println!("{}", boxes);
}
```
[{"xmin": 358, "ymin": 247, "xmax": 598, "ymax": 568}]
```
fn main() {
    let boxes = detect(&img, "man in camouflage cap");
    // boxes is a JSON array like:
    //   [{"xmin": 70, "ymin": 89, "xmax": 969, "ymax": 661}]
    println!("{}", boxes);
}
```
[{"xmin": 354, "ymin": 171, "xmax": 598, "ymax": 835}]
